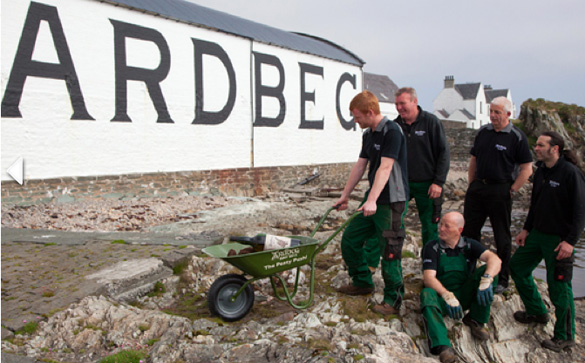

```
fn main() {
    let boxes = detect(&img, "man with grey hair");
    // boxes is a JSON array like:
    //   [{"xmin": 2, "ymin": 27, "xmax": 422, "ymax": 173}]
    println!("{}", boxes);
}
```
[{"xmin": 462, "ymin": 96, "xmax": 532, "ymax": 294}]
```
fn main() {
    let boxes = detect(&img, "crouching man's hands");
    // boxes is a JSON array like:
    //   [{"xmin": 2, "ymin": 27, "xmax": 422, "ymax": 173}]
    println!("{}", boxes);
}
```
[
  {"xmin": 442, "ymin": 291, "xmax": 463, "ymax": 319},
  {"xmin": 477, "ymin": 275, "xmax": 494, "ymax": 306}
]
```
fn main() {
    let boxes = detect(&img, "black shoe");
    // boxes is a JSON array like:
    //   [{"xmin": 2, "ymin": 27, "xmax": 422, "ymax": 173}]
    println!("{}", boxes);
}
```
[
  {"xmin": 541, "ymin": 338, "xmax": 575, "ymax": 352},
  {"xmin": 462, "ymin": 314, "xmax": 489, "ymax": 341},
  {"xmin": 513, "ymin": 311, "xmax": 550, "ymax": 324},
  {"xmin": 494, "ymin": 284, "xmax": 509, "ymax": 295},
  {"xmin": 438, "ymin": 346, "xmax": 457, "ymax": 363},
  {"xmin": 336, "ymin": 284, "xmax": 374, "ymax": 296}
]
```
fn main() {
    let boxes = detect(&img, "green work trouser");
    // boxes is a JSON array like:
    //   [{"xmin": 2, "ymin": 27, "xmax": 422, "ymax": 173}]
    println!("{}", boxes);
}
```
[
  {"xmin": 341, "ymin": 200, "xmax": 405, "ymax": 308},
  {"xmin": 364, "ymin": 199, "xmax": 408, "ymax": 268},
  {"xmin": 510, "ymin": 229, "xmax": 575, "ymax": 341},
  {"xmin": 409, "ymin": 181, "xmax": 439, "ymax": 246},
  {"xmin": 420, "ymin": 265, "xmax": 497, "ymax": 349}
]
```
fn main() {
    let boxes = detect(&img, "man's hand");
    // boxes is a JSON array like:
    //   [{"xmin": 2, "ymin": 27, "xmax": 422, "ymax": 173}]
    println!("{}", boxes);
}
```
[
  {"xmin": 428, "ymin": 184, "xmax": 442, "ymax": 199},
  {"xmin": 442, "ymin": 291, "xmax": 463, "ymax": 319},
  {"xmin": 477, "ymin": 275, "xmax": 494, "ymax": 306},
  {"xmin": 515, "ymin": 229, "xmax": 529, "ymax": 247},
  {"xmin": 333, "ymin": 197, "xmax": 349, "ymax": 211},
  {"xmin": 554, "ymin": 241, "xmax": 574, "ymax": 260},
  {"xmin": 358, "ymin": 200, "xmax": 377, "ymax": 217}
]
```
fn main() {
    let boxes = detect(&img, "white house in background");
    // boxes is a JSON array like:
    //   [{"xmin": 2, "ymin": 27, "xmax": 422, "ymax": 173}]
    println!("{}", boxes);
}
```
[
  {"xmin": 433, "ymin": 75, "xmax": 515, "ymax": 129},
  {"xmin": 364, "ymin": 72, "xmax": 399, "ymax": 120}
]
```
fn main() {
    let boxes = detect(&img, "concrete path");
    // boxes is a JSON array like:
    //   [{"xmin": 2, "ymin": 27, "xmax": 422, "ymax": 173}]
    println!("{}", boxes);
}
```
[{"xmin": 1, "ymin": 227, "xmax": 215, "ymax": 340}]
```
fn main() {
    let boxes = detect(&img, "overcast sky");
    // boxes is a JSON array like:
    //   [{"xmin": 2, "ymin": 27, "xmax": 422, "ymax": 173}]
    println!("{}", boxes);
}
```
[{"xmin": 190, "ymin": 0, "xmax": 585, "ymax": 112}]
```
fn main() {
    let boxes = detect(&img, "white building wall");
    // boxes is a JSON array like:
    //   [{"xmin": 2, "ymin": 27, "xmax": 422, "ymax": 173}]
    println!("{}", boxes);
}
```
[
  {"xmin": 432, "ymin": 88, "xmax": 462, "ymax": 116},
  {"xmin": 379, "ymin": 102, "xmax": 398, "ymax": 121},
  {"xmin": 1, "ymin": 0, "xmax": 362, "ymax": 181}
]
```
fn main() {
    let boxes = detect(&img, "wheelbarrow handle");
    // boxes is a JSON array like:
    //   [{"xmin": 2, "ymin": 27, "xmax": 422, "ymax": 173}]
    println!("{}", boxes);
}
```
[{"xmin": 310, "ymin": 207, "xmax": 361, "ymax": 257}]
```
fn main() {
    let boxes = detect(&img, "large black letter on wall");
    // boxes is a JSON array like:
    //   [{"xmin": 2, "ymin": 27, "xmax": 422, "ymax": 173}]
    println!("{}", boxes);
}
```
[
  {"xmin": 253, "ymin": 52, "xmax": 285, "ymax": 127},
  {"xmin": 299, "ymin": 62, "xmax": 324, "ymax": 130},
  {"xmin": 110, "ymin": 20, "xmax": 172, "ymax": 123},
  {"xmin": 192, "ymin": 38, "xmax": 236, "ymax": 125},
  {"xmin": 1, "ymin": 2, "xmax": 93, "ymax": 120},
  {"xmin": 336, "ymin": 72, "xmax": 357, "ymax": 131}
]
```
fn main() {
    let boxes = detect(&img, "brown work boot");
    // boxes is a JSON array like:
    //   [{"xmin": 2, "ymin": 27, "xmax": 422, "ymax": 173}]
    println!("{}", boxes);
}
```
[
  {"xmin": 463, "ymin": 314, "xmax": 490, "ymax": 341},
  {"xmin": 336, "ymin": 284, "xmax": 374, "ymax": 296},
  {"xmin": 513, "ymin": 311, "xmax": 550, "ymax": 324},
  {"xmin": 372, "ymin": 302, "xmax": 399, "ymax": 316},
  {"xmin": 438, "ymin": 346, "xmax": 457, "ymax": 363},
  {"xmin": 541, "ymin": 337, "xmax": 575, "ymax": 352}
]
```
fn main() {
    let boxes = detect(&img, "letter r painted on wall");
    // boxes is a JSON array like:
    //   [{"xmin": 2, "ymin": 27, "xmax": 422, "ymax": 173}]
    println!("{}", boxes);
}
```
[
  {"xmin": 1, "ymin": 1, "xmax": 94, "ymax": 120},
  {"xmin": 110, "ymin": 20, "xmax": 173, "ymax": 123}
]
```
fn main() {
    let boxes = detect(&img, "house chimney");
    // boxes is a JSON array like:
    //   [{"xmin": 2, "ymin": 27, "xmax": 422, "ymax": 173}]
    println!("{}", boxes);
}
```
[
  {"xmin": 444, "ymin": 75, "xmax": 454, "ymax": 88},
  {"xmin": 485, "ymin": 84, "xmax": 492, "ymax": 90}
]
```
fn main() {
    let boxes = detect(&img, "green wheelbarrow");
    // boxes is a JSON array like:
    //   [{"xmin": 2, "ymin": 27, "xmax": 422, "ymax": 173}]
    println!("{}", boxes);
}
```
[{"xmin": 202, "ymin": 206, "xmax": 359, "ymax": 321}]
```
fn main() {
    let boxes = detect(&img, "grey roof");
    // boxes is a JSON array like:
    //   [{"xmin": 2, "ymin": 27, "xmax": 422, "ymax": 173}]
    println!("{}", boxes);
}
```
[
  {"xmin": 455, "ymin": 83, "xmax": 481, "ymax": 100},
  {"xmin": 460, "ymin": 108, "xmax": 474, "ymax": 119},
  {"xmin": 97, "ymin": 0, "xmax": 364, "ymax": 66},
  {"xmin": 363, "ymin": 73, "xmax": 399, "ymax": 103},
  {"xmin": 485, "ymin": 89, "xmax": 509, "ymax": 103},
  {"xmin": 436, "ymin": 109, "xmax": 450, "ymax": 118}
]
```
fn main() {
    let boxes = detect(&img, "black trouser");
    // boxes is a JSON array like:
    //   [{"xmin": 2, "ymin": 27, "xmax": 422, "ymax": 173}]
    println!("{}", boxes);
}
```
[{"xmin": 462, "ymin": 180, "xmax": 512, "ymax": 287}]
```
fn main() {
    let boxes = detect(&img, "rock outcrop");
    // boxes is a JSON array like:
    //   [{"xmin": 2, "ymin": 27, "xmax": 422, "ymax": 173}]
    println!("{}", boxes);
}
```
[{"xmin": 519, "ymin": 99, "xmax": 585, "ymax": 170}]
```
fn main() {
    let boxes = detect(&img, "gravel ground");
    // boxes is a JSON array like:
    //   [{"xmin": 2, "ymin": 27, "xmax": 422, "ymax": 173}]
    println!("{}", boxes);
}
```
[{"xmin": 1, "ymin": 195, "xmax": 245, "ymax": 232}]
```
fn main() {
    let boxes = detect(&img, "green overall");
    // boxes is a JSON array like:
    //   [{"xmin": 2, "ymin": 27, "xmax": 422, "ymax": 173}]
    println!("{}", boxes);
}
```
[
  {"xmin": 420, "ymin": 242, "xmax": 496, "ymax": 350},
  {"xmin": 364, "ymin": 199, "xmax": 408, "ymax": 269},
  {"xmin": 510, "ymin": 230, "xmax": 575, "ymax": 341},
  {"xmin": 341, "ymin": 197, "xmax": 404, "ymax": 308}
]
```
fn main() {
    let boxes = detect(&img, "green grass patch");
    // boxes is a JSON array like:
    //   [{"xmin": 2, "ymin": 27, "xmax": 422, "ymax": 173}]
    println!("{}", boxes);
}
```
[
  {"xmin": 172, "ymin": 260, "xmax": 188, "ymax": 275},
  {"xmin": 110, "ymin": 240, "xmax": 127, "ymax": 245},
  {"xmin": 43, "ymin": 243, "xmax": 57, "ymax": 247},
  {"xmin": 402, "ymin": 250, "xmax": 416, "ymax": 259},
  {"xmin": 98, "ymin": 349, "xmax": 148, "ymax": 363},
  {"xmin": 147, "ymin": 281, "xmax": 166, "ymax": 297},
  {"xmin": 15, "ymin": 321, "xmax": 39, "ymax": 335}
]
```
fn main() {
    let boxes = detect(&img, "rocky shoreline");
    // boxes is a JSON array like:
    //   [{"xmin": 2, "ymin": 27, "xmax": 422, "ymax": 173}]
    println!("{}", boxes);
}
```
[{"xmin": 2, "ymin": 174, "xmax": 583, "ymax": 363}]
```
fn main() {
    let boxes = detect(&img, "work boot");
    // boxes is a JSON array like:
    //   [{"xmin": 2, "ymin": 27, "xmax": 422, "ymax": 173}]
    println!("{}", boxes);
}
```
[
  {"xmin": 494, "ymin": 284, "xmax": 509, "ymax": 295},
  {"xmin": 513, "ymin": 311, "xmax": 550, "ymax": 324},
  {"xmin": 462, "ymin": 314, "xmax": 489, "ymax": 341},
  {"xmin": 372, "ymin": 302, "xmax": 399, "ymax": 316},
  {"xmin": 541, "ymin": 338, "xmax": 575, "ymax": 352},
  {"xmin": 438, "ymin": 346, "xmax": 457, "ymax": 363},
  {"xmin": 337, "ymin": 284, "xmax": 374, "ymax": 296}
]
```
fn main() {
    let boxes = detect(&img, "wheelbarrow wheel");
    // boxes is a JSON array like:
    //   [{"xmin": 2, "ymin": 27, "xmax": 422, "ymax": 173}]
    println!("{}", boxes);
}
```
[{"xmin": 208, "ymin": 274, "xmax": 254, "ymax": 322}]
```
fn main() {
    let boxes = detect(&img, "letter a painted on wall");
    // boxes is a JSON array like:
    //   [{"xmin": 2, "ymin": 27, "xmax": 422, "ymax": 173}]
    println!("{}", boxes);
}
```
[{"xmin": 1, "ymin": 2, "xmax": 94, "ymax": 120}]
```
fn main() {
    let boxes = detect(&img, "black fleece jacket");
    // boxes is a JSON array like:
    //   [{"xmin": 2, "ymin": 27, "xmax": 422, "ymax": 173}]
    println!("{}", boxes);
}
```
[{"xmin": 524, "ymin": 157, "xmax": 585, "ymax": 245}]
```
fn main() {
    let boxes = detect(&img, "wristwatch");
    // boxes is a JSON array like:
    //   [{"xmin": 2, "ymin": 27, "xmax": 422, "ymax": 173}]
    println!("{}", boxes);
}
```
[{"xmin": 482, "ymin": 274, "xmax": 491, "ymax": 279}]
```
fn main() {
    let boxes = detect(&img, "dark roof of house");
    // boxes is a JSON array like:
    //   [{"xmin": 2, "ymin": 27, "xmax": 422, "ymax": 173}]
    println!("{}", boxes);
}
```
[
  {"xmin": 363, "ymin": 73, "xmax": 399, "ymax": 103},
  {"xmin": 455, "ymin": 83, "xmax": 481, "ymax": 100},
  {"xmin": 460, "ymin": 108, "xmax": 474, "ymax": 119},
  {"xmin": 97, "ymin": 0, "xmax": 365, "ymax": 66},
  {"xmin": 485, "ymin": 89, "xmax": 509, "ymax": 103},
  {"xmin": 436, "ymin": 109, "xmax": 450, "ymax": 118}
]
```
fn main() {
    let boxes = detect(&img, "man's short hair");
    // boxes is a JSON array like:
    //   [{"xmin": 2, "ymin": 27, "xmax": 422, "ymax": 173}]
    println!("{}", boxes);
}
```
[
  {"xmin": 349, "ymin": 90, "xmax": 380, "ymax": 115},
  {"xmin": 491, "ymin": 96, "xmax": 512, "ymax": 113},
  {"xmin": 395, "ymin": 87, "xmax": 417, "ymax": 101}
]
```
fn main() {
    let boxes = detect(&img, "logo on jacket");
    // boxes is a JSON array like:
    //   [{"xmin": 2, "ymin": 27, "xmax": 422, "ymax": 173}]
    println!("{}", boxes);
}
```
[
  {"xmin": 495, "ymin": 144, "xmax": 507, "ymax": 151},
  {"xmin": 549, "ymin": 180, "xmax": 560, "ymax": 188},
  {"xmin": 374, "ymin": 144, "xmax": 381, "ymax": 151},
  {"xmin": 415, "ymin": 130, "xmax": 426, "ymax": 136}
]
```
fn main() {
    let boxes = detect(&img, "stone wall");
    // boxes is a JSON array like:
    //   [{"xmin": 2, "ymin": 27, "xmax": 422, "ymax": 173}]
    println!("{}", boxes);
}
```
[{"xmin": 1, "ymin": 163, "xmax": 354, "ymax": 206}]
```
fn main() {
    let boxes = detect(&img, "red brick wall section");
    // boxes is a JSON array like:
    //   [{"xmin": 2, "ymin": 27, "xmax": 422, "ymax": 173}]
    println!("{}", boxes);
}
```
[{"xmin": 1, "ymin": 163, "xmax": 354, "ymax": 206}]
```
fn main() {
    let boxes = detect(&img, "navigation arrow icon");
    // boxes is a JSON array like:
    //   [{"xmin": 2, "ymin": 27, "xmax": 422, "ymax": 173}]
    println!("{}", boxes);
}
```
[{"xmin": 7, "ymin": 156, "xmax": 24, "ymax": 185}]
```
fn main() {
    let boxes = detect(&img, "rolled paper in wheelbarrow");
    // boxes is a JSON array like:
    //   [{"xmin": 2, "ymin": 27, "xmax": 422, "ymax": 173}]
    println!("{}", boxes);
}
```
[{"xmin": 229, "ymin": 234, "xmax": 301, "ymax": 252}]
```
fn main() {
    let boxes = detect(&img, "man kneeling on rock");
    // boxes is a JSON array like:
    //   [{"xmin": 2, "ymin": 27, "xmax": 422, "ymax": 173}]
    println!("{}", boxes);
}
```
[{"xmin": 420, "ymin": 211, "xmax": 501, "ymax": 363}]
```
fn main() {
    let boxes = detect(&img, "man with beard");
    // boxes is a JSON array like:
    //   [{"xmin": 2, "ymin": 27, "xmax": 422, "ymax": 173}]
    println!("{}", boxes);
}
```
[{"xmin": 511, "ymin": 131, "xmax": 585, "ymax": 352}]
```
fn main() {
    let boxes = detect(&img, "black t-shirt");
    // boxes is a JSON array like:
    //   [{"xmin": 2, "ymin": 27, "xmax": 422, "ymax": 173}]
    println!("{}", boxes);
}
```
[
  {"xmin": 422, "ymin": 237, "xmax": 486, "ymax": 275},
  {"xmin": 470, "ymin": 123, "xmax": 532, "ymax": 182}
]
